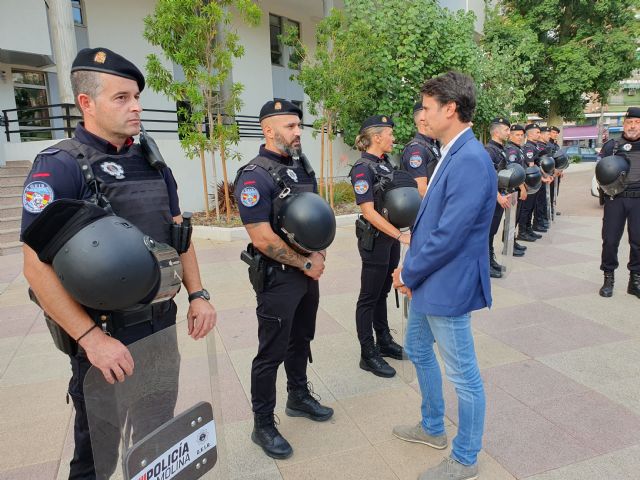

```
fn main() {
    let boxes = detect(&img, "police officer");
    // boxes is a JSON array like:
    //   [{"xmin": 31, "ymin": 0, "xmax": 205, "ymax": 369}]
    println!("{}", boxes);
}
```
[
  {"xmin": 485, "ymin": 117, "xmax": 513, "ymax": 278},
  {"xmin": 20, "ymin": 48, "xmax": 217, "ymax": 479},
  {"xmin": 400, "ymin": 102, "xmax": 440, "ymax": 196},
  {"xmin": 533, "ymin": 126, "xmax": 553, "ymax": 230},
  {"xmin": 351, "ymin": 115, "xmax": 410, "ymax": 378},
  {"xmin": 234, "ymin": 100, "xmax": 333, "ymax": 460},
  {"xmin": 597, "ymin": 106, "xmax": 640, "ymax": 298},
  {"xmin": 505, "ymin": 124, "xmax": 530, "ymax": 253},
  {"xmin": 549, "ymin": 125, "xmax": 563, "ymax": 216},
  {"xmin": 520, "ymin": 123, "xmax": 549, "ymax": 239}
]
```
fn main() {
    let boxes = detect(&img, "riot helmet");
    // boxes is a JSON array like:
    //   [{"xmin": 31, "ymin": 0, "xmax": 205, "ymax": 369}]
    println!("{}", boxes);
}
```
[
  {"xmin": 596, "ymin": 155, "xmax": 629, "ymax": 197},
  {"xmin": 539, "ymin": 155, "xmax": 556, "ymax": 175},
  {"xmin": 498, "ymin": 163, "xmax": 526, "ymax": 193},
  {"xmin": 276, "ymin": 191, "xmax": 336, "ymax": 253},
  {"xmin": 553, "ymin": 151, "xmax": 569, "ymax": 170},
  {"xmin": 524, "ymin": 166, "xmax": 542, "ymax": 194},
  {"xmin": 381, "ymin": 186, "xmax": 422, "ymax": 228}
]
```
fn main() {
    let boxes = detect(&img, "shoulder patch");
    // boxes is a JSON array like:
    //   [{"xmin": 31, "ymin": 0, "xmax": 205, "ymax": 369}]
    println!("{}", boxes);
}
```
[
  {"xmin": 353, "ymin": 179, "xmax": 369, "ymax": 195},
  {"xmin": 39, "ymin": 148, "xmax": 60, "ymax": 156},
  {"xmin": 23, "ymin": 181, "xmax": 54, "ymax": 214},
  {"xmin": 508, "ymin": 154, "xmax": 517, "ymax": 163},
  {"xmin": 526, "ymin": 151, "xmax": 534, "ymax": 159},
  {"xmin": 244, "ymin": 164, "xmax": 257, "ymax": 171},
  {"xmin": 240, "ymin": 186, "xmax": 260, "ymax": 207},
  {"xmin": 409, "ymin": 154, "xmax": 423, "ymax": 168}
]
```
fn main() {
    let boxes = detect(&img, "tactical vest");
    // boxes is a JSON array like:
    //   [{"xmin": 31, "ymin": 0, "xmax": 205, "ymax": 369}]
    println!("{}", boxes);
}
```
[
  {"xmin": 53, "ymin": 139, "xmax": 173, "ymax": 244},
  {"xmin": 400, "ymin": 134, "xmax": 440, "ymax": 173},
  {"xmin": 351, "ymin": 157, "xmax": 417, "ymax": 213},
  {"xmin": 505, "ymin": 142, "xmax": 526, "ymax": 167},
  {"xmin": 234, "ymin": 154, "xmax": 317, "ymax": 233},
  {"xmin": 523, "ymin": 140, "xmax": 541, "ymax": 164},
  {"xmin": 485, "ymin": 141, "xmax": 507, "ymax": 172},
  {"xmin": 614, "ymin": 139, "xmax": 640, "ymax": 190}
]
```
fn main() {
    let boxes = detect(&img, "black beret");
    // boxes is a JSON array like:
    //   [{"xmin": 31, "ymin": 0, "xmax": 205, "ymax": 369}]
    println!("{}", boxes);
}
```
[
  {"xmin": 259, "ymin": 100, "xmax": 303, "ymax": 122},
  {"xmin": 360, "ymin": 115, "xmax": 394, "ymax": 133},
  {"xmin": 625, "ymin": 107, "xmax": 640, "ymax": 119},
  {"xmin": 413, "ymin": 102, "xmax": 424, "ymax": 114},
  {"xmin": 525, "ymin": 123, "xmax": 540, "ymax": 132},
  {"xmin": 490, "ymin": 117, "xmax": 511, "ymax": 128},
  {"xmin": 71, "ymin": 48, "xmax": 145, "ymax": 92},
  {"xmin": 510, "ymin": 124, "xmax": 525, "ymax": 132},
  {"xmin": 539, "ymin": 126, "xmax": 550, "ymax": 133},
  {"xmin": 550, "ymin": 126, "xmax": 560, "ymax": 133}
]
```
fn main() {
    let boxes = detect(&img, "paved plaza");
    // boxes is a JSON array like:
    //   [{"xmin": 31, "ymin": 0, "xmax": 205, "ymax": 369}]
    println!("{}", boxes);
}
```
[{"xmin": 2, "ymin": 163, "xmax": 640, "ymax": 480}]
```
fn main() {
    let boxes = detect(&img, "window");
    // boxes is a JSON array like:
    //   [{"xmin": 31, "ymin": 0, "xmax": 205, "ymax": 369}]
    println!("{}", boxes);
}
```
[
  {"xmin": 12, "ymin": 70, "xmax": 51, "ymax": 141},
  {"xmin": 270, "ymin": 14, "xmax": 283, "ymax": 66},
  {"xmin": 270, "ymin": 14, "xmax": 301, "ymax": 69},
  {"xmin": 71, "ymin": 0, "xmax": 84, "ymax": 25}
]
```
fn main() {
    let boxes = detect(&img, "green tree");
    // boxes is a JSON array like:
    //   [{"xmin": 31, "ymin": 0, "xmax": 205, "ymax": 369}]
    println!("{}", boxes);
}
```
[
  {"xmin": 498, "ymin": 0, "xmax": 640, "ymax": 128},
  {"xmin": 143, "ymin": 0, "xmax": 261, "ymax": 221}
]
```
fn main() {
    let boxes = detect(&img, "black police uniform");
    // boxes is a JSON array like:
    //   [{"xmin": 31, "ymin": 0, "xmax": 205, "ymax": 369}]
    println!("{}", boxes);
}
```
[
  {"xmin": 599, "ymin": 135, "xmax": 640, "ymax": 283},
  {"xmin": 534, "ymin": 139, "xmax": 551, "ymax": 227},
  {"xmin": 505, "ymin": 138, "xmax": 529, "ymax": 246},
  {"xmin": 521, "ymin": 136, "xmax": 543, "ymax": 237},
  {"xmin": 400, "ymin": 133, "xmax": 440, "ymax": 181},
  {"xmin": 485, "ymin": 138, "xmax": 508, "ymax": 275},
  {"xmin": 548, "ymin": 138, "xmax": 560, "ymax": 209},
  {"xmin": 20, "ymin": 124, "xmax": 181, "ymax": 479}
]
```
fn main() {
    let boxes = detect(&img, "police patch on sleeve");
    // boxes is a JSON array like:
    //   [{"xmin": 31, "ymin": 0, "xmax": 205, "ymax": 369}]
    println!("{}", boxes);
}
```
[
  {"xmin": 23, "ymin": 181, "xmax": 54, "ymax": 213},
  {"xmin": 508, "ymin": 154, "xmax": 517, "ymax": 163},
  {"xmin": 526, "ymin": 151, "xmax": 534, "ymax": 159},
  {"xmin": 240, "ymin": 186, "xmax": 260, "ymax": 207},
  {"xmin": 409, "ymin": 154, "xmax": 423, "ymax": 168},
  {"xmin": 354, "ymin": 179, "xmax": 369, "ymax": 195}
]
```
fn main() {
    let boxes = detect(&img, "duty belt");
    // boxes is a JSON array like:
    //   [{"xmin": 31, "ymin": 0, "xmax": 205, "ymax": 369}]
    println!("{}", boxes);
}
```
[
  {"xmin": 615, "ymin": 190, "xmax": 640, "ymax": 199},
  {"xmin": 95, "ymin": 300, "xmax": 172, "ymax": 334},
  {"xmin": 265, "ymin": 258, "xmax": 302, "ymax": 273}
]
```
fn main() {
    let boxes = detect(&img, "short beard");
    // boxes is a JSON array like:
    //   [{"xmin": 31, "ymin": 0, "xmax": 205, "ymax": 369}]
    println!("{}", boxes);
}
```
[{"xmin": 275, "ymin": 132, "xmax": 302, "ymax": 157}]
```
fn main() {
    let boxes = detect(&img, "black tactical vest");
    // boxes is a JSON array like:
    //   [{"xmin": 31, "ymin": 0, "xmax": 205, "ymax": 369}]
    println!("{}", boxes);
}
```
[
  {"xmin": 400, "ymin": 134, "xmax": 440, "ymax": 173},
  {"xmin": 614, "ymin": 139, "xmax": 640, "ymax": 190},
  {"xmin": 505, "ymin": 142, "xmax": 526, "ymax": 168},
  {"xmin": 485, "ymin": 141, "xmax": 507, "ymax": 172},
  {"xmin": 54, "ymin": 139, "xmax": 173, "ymax": 244},
  {"xmin": 351, "ymin": 157, "xmax": 417, "ymax": 212},
  {"xmin": 234, "ymin": 154, "xmax": 317, "ymax": 232},
  {"xmin": 523, "ymin": 140, "xmax": 541, "ymax": 165}
]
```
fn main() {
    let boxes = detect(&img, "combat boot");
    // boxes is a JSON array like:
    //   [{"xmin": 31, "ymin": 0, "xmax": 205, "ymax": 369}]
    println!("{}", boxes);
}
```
[
  {"xmin": 514, "ymin": 241, "xmax": 527, "ymax": 251},
  {"xmin": 376, "ymin": 329, "xmax": 404, "ymax": 360},
  {"xmin": 599, "ymin": 271, "xmax": 614, "ymax": 298},
  {"xmin": 628, "ymin": 272, "xmax": 640, "ymax": 299},
  {"xmin": 285, "ymin": 383, "xmax": 334, "ymax": 422},
  {"xmin": 532, "ymin": 223, "xmax": 548, "ymax": 233},
  {"xmin": 489, "ymin": 247, "xmax": 503, "ymax": 271},
  {"xmin": 251, "ymin": 413, "xmax": 293, "ymax": 459},
  {"xmin": 527, "ymin": 227, "xmax": 542, "ymax": 239},
  {"xmin": 360, "ymin": 343, "xmax": 396, "ymax": 378}
]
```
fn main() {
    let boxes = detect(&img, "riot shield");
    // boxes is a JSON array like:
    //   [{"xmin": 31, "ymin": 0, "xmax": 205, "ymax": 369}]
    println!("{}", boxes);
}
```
[
  {"xmin": 84, "ymin": 320, "xmax": 225, "ymax": 480},
  {"xmin": 552, "ymin": 176, "xmax": 559, "ymax": 222},
  {"xmin": 500, "ymin": 192, "xmax": 517, "ymax": 278},
  {"xmin": 397, "ymin": 242, "xmax": 416, "ymax": 384},
  {"xmin": 545, "ymin": 182, "xmax": 552, "ymax": 226}
]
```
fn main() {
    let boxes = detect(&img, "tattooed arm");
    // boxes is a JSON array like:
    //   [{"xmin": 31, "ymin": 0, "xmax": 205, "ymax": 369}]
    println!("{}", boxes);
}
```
[{"xmin": 245, "ymin": 222, "xmax": 325, "ymax": 280}]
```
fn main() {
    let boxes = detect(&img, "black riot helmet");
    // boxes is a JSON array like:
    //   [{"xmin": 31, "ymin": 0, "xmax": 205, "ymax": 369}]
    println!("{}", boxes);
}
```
[
  {"xmin": 524, "ymin": 166, "xmax": 542, "ymax": 194},
  {"xmin": 276, "ymin": 191, "xmax": 336, "ymax": 253},
  {"xmin": 553, "ymin": 151, "xmax": 569, "ymax": 170},
  {"xmin": 22, "ymin": 199, "xmax": 182, "ymax": 311},
  {"xmin": 539, "ymin": 154, "xmax": 556, "ymax": 175},
  {"xmin": 596, "ymin": 155, "xmax": 630, "ymax": 197},
  {"xmin": 381, "ymin": 186, "xmax": 422, "ymax": 228},
  {"xmin": 498, "ymin": 163, "xmax": 526, "ymax": 193}
]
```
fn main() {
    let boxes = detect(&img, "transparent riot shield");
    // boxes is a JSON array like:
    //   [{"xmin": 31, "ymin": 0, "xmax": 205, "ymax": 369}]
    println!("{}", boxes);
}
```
[
  {"xmin": 545, "ymin": 181, "xmax": 552, "ymax": 226},
  {"xmin": 84, "ymin": 320, "xmax": 227, "ymax": 480},
  {"xmin": 500, "ymin": 192, "xmax": 517, "ymax": 278},
  {"xmin": 552, "ymin": 176, "xmax": 559, "ymax": 222},
  {"xmin": 396, "ymin": 242, "xmax": 416, "ymax": 384}
]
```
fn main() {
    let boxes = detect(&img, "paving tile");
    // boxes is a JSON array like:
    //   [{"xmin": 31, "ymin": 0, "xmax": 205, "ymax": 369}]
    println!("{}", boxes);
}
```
[
  {"xmin": 473, "ymin": 333, "xmax": 530, "ymax": 370},
  {"xmin": 279, "ymin": 445, "xmax": 397, "ymax": 479},
  {"xmin": 547, "ymin": 261, "xmax": 606, "ymax": 285},
  {"xmin": 497, "ymin": 269, "xmax": 598, "ymax": 301},
  {"xmin": 592, "ymin": 378, "xmax": 640, "ymax": 417},
  {"xmin": 0, "ymin": 379, "xmax": 70, "ymax": 425},
  {"xmin": 1, "ymin": 461, "xmax": 59, "ymax": 480},
  {"xmin": 0, "ymin": 350, "xmax": 69, "ymax": 387},
  {"xmin": 516, "ymin": 245, "xmax": 596, "ymax": 267},
  {"xmin": 487, "ymin": 285, "xmax": 535, "ymax": 310}
]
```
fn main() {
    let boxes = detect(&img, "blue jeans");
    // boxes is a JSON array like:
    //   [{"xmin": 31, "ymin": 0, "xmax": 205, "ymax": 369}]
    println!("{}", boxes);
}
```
[{"xmin": 404, "ymin": 304, "xmax": 485, "ymax": 466}]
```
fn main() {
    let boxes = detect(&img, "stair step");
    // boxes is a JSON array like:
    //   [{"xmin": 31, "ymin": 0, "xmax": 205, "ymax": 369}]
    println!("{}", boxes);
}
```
[
  {"xmin": 0, "ymin": 185, "xmax": 24, "ymax": 195},
  {"xmin": 0, "ymin": 175, "xmax": 26, "ymax": 187},
  {"xmin": 0, "ymin": 205, "xmax": 22, "ymax": 219},
  {"xmin": 0, "ymin": 216, "xmax": 21, "ymax": 230},
  {"xmin": 0, "ymin": 166, "xmax": 31, "ymax": 176},
  {"xmin": 0, "ymin": 228, "xmax": 20, "ymax": 244},
  {"xmin": 0, "ymin": 194, "xmax": 22, "ymax": 208},
  {"xmin": 0, "ymin": 241, "xmax": 23, "ymax": 256},
  {"xmin": 5, "ymin": 160, "xmax": 32, "ymax": 167}
]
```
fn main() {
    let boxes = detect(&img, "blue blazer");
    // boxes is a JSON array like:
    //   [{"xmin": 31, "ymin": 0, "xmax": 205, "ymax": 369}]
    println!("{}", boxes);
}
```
[{"xmin": 402, "ymin": 128, "xmax": 497, "ymax": 317}]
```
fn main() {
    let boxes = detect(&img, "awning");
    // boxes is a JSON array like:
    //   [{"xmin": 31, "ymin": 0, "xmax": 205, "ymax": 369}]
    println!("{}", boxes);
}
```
[{"xmin": 562, "ymin": 125, "xmax": 598, "ymax": 140}]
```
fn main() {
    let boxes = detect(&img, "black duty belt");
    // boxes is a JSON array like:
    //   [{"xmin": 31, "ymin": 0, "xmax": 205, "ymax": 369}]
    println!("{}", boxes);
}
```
[
  {"xmin": 615, "ymin": 190, "xmax": 640, "ymax": 199},
  {"xmin": 96, "ymin": 300, "xmax": 172, "ymax": 333},
  {"xmin": 265, "ymin": 259, "xmax": 300, "ymax": 273}
]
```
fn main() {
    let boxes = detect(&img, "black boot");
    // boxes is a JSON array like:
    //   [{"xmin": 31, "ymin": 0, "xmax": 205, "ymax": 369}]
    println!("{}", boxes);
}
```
[
  {"xmin": 599, "ymin": 271, "xmax": 614, "ymax": 298},
  {"xmin": 512, "ymin": 248, "xmax": 525, "ymax": 257},
  {"xmin": 285, "ymin": 383, "xmax": 334, "ymax": 422},
  {"xmin": 376, "ymin": 329, "xmax": 404, "ymax": 360},
  {"xmin": 514, "ymin": 242, "xmax": 527, "ymax": 251},
  {"xmin": 532, "ymin": 223, "xmax": 548, "ymax": 233},
  {"xmin": 360, "ymin": 343, "xmax": 396, "ymax": 378},
  {"xmin": 628, "ymin": 272, "xmax": 640, "ymax": 299},
  {"xmin": 517, "ymin": 229, "xmax": 537, "ymax": 242},
  {"xmin": 527, "ymin": 227, "xmax": 542, "ymax": 239},
  {"xmin": 490, "ymin": 247, "xmax": 503, "ymax": 271},
  {"xmin": 251, "ymin": 413, "xmax": 293, "ymax": 459}
]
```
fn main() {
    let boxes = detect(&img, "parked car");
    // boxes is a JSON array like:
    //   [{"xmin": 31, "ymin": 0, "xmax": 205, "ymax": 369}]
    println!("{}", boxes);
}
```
[{"xmin": 565, "ymin": 146, "xmax": 599, "ymax": 162}]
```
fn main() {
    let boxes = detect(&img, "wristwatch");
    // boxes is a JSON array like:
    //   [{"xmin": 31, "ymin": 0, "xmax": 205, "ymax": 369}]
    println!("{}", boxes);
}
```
[
  {"xmin": 303, "ymin": 260, "xmax": 313, "ymax": 271},
  {"xmin": 188, "ymin": 289, "xmax": 210, "ymax": 303}
]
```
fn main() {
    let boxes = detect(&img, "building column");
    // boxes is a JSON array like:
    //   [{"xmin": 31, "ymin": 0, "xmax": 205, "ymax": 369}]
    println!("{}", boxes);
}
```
[
  {"xmin": 323, "ymin": 0, "xmax": 334, "ymax": 17},
  {"xmin": 48, "ymin": 0, "xmax": 77, "ymax": 104}
]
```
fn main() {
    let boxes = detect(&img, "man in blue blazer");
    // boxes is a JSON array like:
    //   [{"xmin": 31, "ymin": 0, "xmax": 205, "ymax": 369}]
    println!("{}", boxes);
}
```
[{"xmin": 392, "ymin": 72, "xmax": 496, "ymax": 480}]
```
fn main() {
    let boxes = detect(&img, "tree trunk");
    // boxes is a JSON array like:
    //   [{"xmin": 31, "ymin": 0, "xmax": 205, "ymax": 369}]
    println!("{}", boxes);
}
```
[
  {"xmin": 319, "ymin": 121, "xmax": 325, "ymax": 200},
  {"xmin": 328, "ymin": 115, "xmax": 334, "ymax": 210},
  {"xmin": 207, "ymin": 110, "xmax": 220, "ymax": 222},
  {"xmin": 597, "ymin": 100, "xmax": 606, "ymax": 146},
  {"xmin": 217, "ymin": 112, "xmax": 232, "ymax": 223},
  {"xmin": 547, "ymin": 100, "xmax": 564, "ymax": 146},
  {"xmin": 197, "ymin": 124, "xmax": 210, "ymax": 216}
]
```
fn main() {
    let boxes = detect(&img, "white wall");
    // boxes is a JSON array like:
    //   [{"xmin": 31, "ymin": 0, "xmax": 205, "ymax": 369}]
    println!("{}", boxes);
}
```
[{"xmin": 0, "ymin": 0, "xmax": 52, "ymax": 57}]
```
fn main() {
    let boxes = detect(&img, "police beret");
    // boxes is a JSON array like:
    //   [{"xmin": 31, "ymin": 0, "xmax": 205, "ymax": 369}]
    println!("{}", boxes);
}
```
[
  {"xmin": 413, "ymin": 102, "xmax": 424, "ymax": 114},
  {"xmin": 539, "ymin": 126, "xmax": 550, "ymax": 132},
  {"xmin": 490, "ymin": 117, "xmax": 511, "ymax": 128},
  {"xmin": 259, "ymin": 100, "xmax": 303, "ymax": 122},
  {"xmin": 360, "ymin": 115, "xmax": 394, "ymax": 133},
  {"xmin": 550, "ymin": 126, "xmax": 560, "ymax": 133},
  {"xmin": 525, "ymin": 123, "xmax": 540, "ymax": 132},
  {"xmin": 625, "ymin": 107, "xmax": 640, "ymax": 119},
  {"xmin": 71, "ymin": 48, "xmax": 145, "ymax": 92},
  {"xmin": 510, "ymin": 124, "xmax": 525, "ymax": 132}
]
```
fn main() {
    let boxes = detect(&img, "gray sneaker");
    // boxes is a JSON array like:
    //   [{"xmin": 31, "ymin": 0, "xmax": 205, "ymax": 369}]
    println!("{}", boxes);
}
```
[
  {"xmin": 418, "ymin": 457, "xmax": 478, "ymax": 480},
  {"xmin": 392, "ymin": 423, "xmax": 448, "ymax": 449}
]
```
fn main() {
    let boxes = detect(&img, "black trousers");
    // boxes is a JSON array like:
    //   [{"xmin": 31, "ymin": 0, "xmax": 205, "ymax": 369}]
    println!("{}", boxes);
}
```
[
  {"xmin": 355, "ymin": 233, "xmax": 400, "ymax": 347},
  {"xmin": 601, "ymin": 196, "xmax": 640, "ymax": 273},
  {"xmin": 518, "ymin": 193, "xmax": 536, "ymax": 231},
  {"xmin": 534, "ymin": 184, "xmax": 548, "ymax": 225},
  {"xmin": 489, "ymin": 201, "xmax": 504, "ymax": 250},
  {"xmin": 68, "ymin": 301, "xmax": 179, "ymax": 480},
  {"xmin": 251, "ymin": 267, "xmax": 319, "ymax": 414}
]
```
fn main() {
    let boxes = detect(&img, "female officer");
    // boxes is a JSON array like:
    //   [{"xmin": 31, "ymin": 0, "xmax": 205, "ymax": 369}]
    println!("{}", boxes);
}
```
[{"xmin": 351, "ymin": 115, "xmax": 411, "ymax": 378}]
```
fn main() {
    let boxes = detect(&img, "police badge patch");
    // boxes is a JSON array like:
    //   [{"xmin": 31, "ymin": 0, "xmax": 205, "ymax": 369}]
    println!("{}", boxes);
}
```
[
  {"xmin": 509, "ymin": 154, "xmax": 517, "ymax": 163},
  {"xmin": 23, "ymin": 181, "xmax": 54, "ymax": 214},
  {"xmin": 286, "ymin": 169, "xmax": 298, "ymax": 182},
  {"xmin": 100, "ymin": 162, "xmax": 125, "ymax": 179},
  {"xmin": 240, "ymin": 186, "xmax": 260, "ymax": 207},
  {"xmin": 379, "ymin": 165, "xmax": 390, "ymax": 172},
  {"xmin": 354, "ymin": 179, "xmax": 369, "ymax": 194},
  {"xmin": 409, "ymin": 155, "xmax": 423, "ymax": 168},
  {"xmin": 526, "ymin": 151, "xmax": 534, "ymax": 159},
  {"xmin": 623, "ymin": 143, "xmax": 632, "ymax": 151}
]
